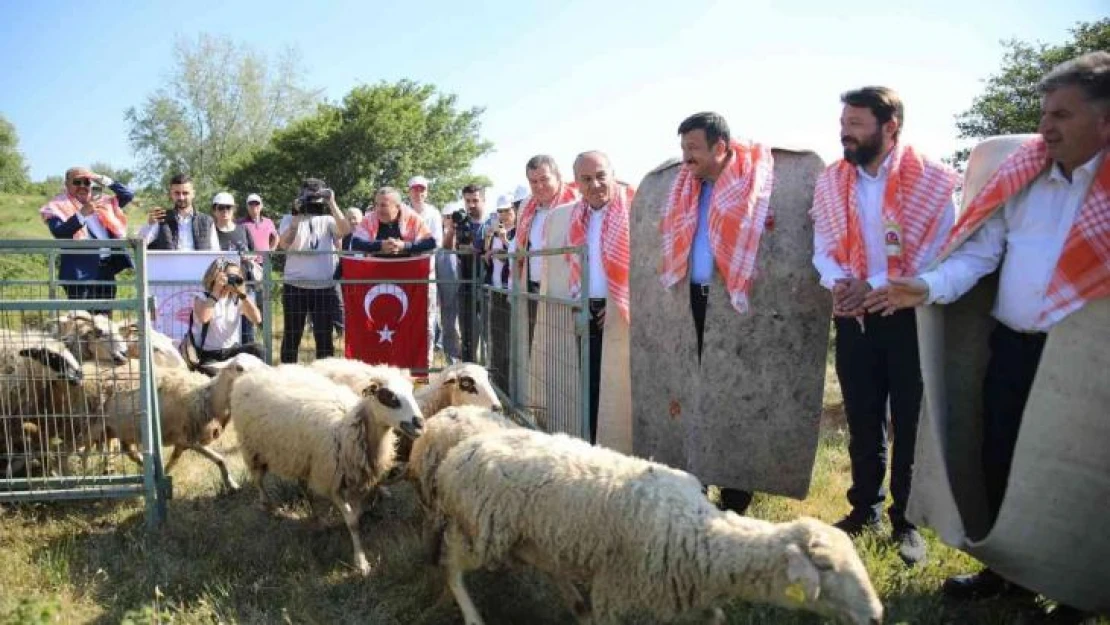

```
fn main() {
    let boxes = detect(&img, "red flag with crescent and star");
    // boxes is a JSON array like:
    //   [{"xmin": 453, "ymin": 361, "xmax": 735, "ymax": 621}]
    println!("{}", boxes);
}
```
[{"xmin": 341, "ymin": 255, "xmax": 431, "ymax": 370}]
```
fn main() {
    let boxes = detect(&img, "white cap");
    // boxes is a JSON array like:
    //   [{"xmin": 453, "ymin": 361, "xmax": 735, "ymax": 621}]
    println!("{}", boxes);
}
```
[
  {"xmin": 211, "ymin": 192, "xmax": 235, "ymax": 206},
  {"xmin": 512, "ymin": 185, "xmax": 530, "ymax": 204},
  {"xmin": 246, "ymin": 193, "xmax": 262, "ymax": 204},
  {"xmin": 495, "ymin": 194, "xmax": 513, "ymax": 210},
  {"xmin": 408, "ymin": 175, "xmax": 429, "ymax": 189}
]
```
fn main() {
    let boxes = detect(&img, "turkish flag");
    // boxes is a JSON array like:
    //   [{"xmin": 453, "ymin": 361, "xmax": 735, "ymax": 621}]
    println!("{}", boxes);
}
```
[{"xmin": 342, "ymin": 256, "xmax": 431, "ymax": 370}]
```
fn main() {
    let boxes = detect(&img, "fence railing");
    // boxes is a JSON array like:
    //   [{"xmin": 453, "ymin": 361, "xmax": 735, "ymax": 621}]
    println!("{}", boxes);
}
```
[{"xmin": 0, "ymin": 239, "xmax": 167, "ymax": 527}]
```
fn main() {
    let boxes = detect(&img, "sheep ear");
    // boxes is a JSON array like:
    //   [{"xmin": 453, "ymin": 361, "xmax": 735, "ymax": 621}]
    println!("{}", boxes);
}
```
[
  {"xmin": 784, "ymin": 544, "xmax": 821, "ymax": 603},
  {"xmin": 362, "ymin": 382, "xmax": 381, "ymax": 397}
]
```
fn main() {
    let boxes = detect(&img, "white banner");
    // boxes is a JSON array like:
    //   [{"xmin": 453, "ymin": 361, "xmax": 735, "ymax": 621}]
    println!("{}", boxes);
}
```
[{"xmin": 147, "ymin": 252, "xmax": 228, "ymax": 342}]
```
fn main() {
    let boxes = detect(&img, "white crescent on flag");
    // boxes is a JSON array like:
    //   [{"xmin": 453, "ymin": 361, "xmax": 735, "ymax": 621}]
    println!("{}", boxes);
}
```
[{"xmin": 363, "ymin": 283, "xmax": 409, "ymax": 323}]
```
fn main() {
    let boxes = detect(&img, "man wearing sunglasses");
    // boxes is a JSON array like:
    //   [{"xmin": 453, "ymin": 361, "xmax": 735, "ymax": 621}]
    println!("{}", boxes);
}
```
[
  {"xmin": 39, "ymin": 166, "xmax": 135, "ymax": 314},
  {"xmin": 139, "ymin": 173, "xmax": 220, "ymax": 251}
]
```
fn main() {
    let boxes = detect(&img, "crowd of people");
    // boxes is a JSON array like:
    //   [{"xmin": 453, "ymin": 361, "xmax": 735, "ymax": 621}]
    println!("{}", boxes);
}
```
[{"xmin": 36, "ymin": 50, "xmax": 1109, "ymax": 622}]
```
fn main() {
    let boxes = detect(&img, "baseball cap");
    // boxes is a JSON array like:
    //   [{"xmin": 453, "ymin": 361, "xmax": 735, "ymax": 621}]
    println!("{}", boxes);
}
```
[
  {"xmin": 512, "ymin": 185, "xmax": 530, "ymax": 204},
  {"xmin": 408, "ymin": 175, "xmax": 429, "ymax": 189},
  {"xmin": 495, "ymin": 194, "xmax": 513, "ymax": 210},
  {"xmin": 246, "ymin": 193, "xmax": 262, "ymax": 204},
  {"xmin": 211, "ymin": 192, "xmax": 235, "ymax": 206}
]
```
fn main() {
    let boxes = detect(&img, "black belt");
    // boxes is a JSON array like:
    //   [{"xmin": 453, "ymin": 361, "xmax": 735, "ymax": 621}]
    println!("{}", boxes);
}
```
[
  {"xmin": 690, "ymin": 283, "xmax": 709, "ymax": 297},
  {"xmin": 588, "ymin": 298, "xmax": 606, "ymax": 313},
  {"xmin": 997, "ymin": 322, "xmax": 1047, "ymax": 343}
]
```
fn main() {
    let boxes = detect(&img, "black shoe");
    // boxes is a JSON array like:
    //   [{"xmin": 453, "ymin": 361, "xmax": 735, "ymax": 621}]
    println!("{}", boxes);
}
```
[
  {"xmin": 832, "ymin": 514, "xmax": 882, "ymax": 537},
  {"xmin": 892, "ymin": 526, "xmax": 927, "ymax": 566},
  {"xmin": 942, "ymin": 569, "xmax": 1033, "ymax": 600},
  {"xmin": 717, "ymin": 488, "xmax": 754, "ymax": 515}
]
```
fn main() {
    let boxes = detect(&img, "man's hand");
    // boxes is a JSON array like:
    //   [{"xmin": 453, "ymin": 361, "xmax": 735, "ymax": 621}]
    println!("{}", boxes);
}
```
[
  {"xmin": 833, "ymin": 278, "xmax": 871, "ymax": 317},
  {"xmin": 147, "ymin": 207, "xmax": 167, "ymax": 225},
  {"xmin": 79, "ymin": 197, "xmax": 98, "ymax": 217},
  {"xmin": 92, "ymin": 173, "xmax": 112, "ymax": 187},
  {"xmin": 382, "ymin": 239, "xmax": 404, "ymax": 254},
  {"xmin": 864, "ymin": 277, "xmax": 929, "ymax": 316}
]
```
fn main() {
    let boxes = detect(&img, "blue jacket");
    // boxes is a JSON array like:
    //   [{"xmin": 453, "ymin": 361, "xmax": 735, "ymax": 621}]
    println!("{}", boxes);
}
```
[{"xmin": 44, "ymin": 181, "xmax": 136, "ymax": 280}]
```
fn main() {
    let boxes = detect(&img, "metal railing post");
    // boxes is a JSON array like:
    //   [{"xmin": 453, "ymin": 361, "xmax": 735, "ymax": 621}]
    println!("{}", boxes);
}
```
[
  {"xmin": 263, "ymin": 251, "xmax": 274, "ymax": 363},
  {"xmin": 132, "ymin": 239, "xmax": 167, "ymax": 528},
  {"xmin": 577, "ymin": 246, "xmax": 591, "ymax": 441}
]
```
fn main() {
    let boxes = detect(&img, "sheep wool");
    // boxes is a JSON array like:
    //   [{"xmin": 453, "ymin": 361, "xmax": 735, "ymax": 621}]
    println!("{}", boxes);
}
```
[{"xmin": 435, "ymin": 429, "xmax": 884, "ymax": 625}]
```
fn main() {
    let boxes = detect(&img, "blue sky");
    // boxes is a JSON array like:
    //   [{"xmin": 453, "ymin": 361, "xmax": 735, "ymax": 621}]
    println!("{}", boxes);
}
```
[{"xmin": 2, "ymin": 0, "xmax": 1104, "ymax": 198}]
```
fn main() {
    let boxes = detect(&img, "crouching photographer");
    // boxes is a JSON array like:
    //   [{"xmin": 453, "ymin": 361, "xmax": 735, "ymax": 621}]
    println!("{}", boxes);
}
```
[
  {"xmin": 183, "ymin": 258, "xmax": 264, "ymax": 371},
  {"xmin": 444, "ymin": 184, "xmax": 488, "ymax": 361}
]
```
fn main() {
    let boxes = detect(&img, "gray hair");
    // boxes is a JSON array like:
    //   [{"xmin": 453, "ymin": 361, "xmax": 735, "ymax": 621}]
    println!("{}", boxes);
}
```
[
  {"xmin": 374, "ymin": 187, "xmax": 404, "ymax": 207},
  {"xmin": 572, "ymin": 150, "xmax": 613, "ymax": 176},
  {"xmin": 345, "ymin": 207, "xmax": 364, "ymax": 221},
  {"xmin": 1038, "ymin": 51, "xmax": 1110, "ymax": 107}
]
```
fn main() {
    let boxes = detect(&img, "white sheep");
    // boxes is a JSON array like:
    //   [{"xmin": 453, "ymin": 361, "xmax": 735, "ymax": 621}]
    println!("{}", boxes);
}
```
[
  {"xmin": 93, "ymin": 352, "xmax": 267, "ymax": 491},
  {"xmin": 230, "ymin": 364, "xmax": 425, "ymax": 575},
  {"xmin": 415, "ymin": 362, "xmax": 502, "ymax": 416},
  {"xmin": 433, "ymin": 428, "xmax": 884, "ymax": 625},
  {"xmin": 121, "ymin": 322, "xmax": 187, "ymax": 369},
  {"xmin": 47, "ymin": 311, "xmax": 129, "ymax": 365}
]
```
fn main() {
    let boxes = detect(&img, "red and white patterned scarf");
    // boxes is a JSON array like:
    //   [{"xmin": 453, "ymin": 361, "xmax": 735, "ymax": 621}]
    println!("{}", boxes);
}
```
[
  {"xmin": 941, "ymin": 136, "xmax": 1110, "ymax": 326},
  {"xmin": 515, "ymin": 184, "xmax": 580, "ymax": 253},
  {"xmin": 358, "ymin": 206, "xmax": 432, "ymax": 242},
  {"xmin": 810, "ymin": 143, "xmax": 957, "ymax": 280},
  {"xmin": 39, "ymin": 193, "xmax": 128, "ymax": 239},
  {"xmin": 659, "ymin": 140, "xmax": 774, "ymax": 313},
  {"xmin": 566, "ymin": 183, "xmax": 635, "ymax": 322}
]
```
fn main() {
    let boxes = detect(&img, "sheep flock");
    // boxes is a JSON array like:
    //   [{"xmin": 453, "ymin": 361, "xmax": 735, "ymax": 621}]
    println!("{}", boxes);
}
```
[{"xmin": 1, "ymin": 312, "xmax": 885, "ymax": 624}]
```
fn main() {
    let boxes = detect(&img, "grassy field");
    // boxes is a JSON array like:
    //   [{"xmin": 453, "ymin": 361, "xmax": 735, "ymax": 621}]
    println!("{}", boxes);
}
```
[{"xmin": 2, "ymin": 192, "xmax": 1104, "ymax": 624}]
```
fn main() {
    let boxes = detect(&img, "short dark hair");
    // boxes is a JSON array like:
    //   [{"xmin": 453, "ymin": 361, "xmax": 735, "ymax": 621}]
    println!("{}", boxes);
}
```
[
  {"xmin": 841, "ymin": 87, "xmax": 904, "ymax": 137},
  {"xmin": 169, "ymin": 173, "xmax": 192, "ymax": 186},
  {"xmin": 461, "ymin": 183, "xmax": 483, "ymax": 196},
  {"xmin": 301, "ymin": 177, "xmax": 326, "ymax": 192},
  {"xmin": 1039, "ymin": 51, "xmax": 1110, "ymax": 106},
  {"xmin": 677, "ymin": 112, "xmax": 731, "ymax": 148},
  {"xmin": 525, "ymin": 154, "xmax": 560, "ymax": 177}
]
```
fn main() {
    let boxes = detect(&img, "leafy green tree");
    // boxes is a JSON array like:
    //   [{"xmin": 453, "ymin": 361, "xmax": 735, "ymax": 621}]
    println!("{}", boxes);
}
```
[
  {"xmin": 125, "ymin": 33, "xmax": 320, "ymax": 197},
  {"xmin": 951, "ymin": 18, "xmax": 1109, "ymax": 168},
  {"xmin": 0, "ymin": 115, "xmax": 30, "ymax": 192},
  {"xmin": 224, "ymin": 80, "xmax": 493, "ymax": 213}
]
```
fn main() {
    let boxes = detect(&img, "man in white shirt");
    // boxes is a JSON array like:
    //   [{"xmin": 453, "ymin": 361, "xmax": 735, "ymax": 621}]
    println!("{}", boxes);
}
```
[
  {"xmin": 140, "ymin": 173, "xmax": 220, "ymax": 251},
  {"xmin": 810, "ymin": 87, "xmax": 958, "ymax": 566},
  {"xmin": 515, "ymin": 155, "xmax": 580, "ymax": 346},
  {"xmin": 407, "ymin": 175, "xmax": 442, "ymax": 247},
  {"xmin": 870, "ymin": 52, "xmax": 1109, "ymax": 611}
]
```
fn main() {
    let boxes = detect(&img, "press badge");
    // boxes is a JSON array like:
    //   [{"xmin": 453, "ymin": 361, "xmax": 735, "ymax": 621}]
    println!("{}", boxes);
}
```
[{"xmin": 884, "ymin": 221, "xmax": 903, "ymax": 258}]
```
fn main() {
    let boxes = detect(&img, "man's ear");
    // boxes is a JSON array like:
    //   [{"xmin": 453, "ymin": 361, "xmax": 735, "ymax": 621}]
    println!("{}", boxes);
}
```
[{"xmin": 784, "ymin": 543, "xmax": 821, "ymax": 603}]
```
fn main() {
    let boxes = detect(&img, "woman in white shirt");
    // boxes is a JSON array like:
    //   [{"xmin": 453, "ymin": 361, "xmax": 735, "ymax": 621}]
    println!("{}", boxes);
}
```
[{"xmin": 189, "ymin": 257, "xmax": 264, "ymax": 370}]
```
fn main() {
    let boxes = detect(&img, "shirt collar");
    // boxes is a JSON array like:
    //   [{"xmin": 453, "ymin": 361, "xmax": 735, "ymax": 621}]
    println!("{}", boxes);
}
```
[
  {"xmin": 856, "ymin": 150, "xmax": 894, "ymax": 181},
  {"xmin": 1049, "ymin": 149, "xmax": 1105, "ymax": 185}
]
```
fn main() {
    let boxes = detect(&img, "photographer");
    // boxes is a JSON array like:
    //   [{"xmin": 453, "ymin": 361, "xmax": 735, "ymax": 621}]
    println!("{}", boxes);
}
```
[
  {"xmin": 187, "ymin": 258, "xmax": 264, "ymax": 369},
  {"xmin": 444, "ymin": 184, "xmax": 489, "ymax": 361},
  {"xmin": 484, "ymin": 195, "xmax": 516, "ymax": 391},
  {"xmin": 276, "ymin": 178, "xmax": 352, "ymax": 363},
  {"xmin": 350, "ymin": 187, "xmax": 436, "ymax": 256}
]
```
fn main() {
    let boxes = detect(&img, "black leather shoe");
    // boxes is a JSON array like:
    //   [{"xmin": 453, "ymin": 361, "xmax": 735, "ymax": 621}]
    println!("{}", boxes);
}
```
[
  {"xmin": 942, "ymin": 569, "xmax": 1033, "ymax": 600},
  {"xmin": 892, "ymin": 526, "xmax": 927, "ymax": 566},
  {"xmin": 832, "ymin": 514, "xmax": 882, "ymax": 537},
  {"xmin": 717, "ymin": 488, "xmax": 753, "ymax": 515}
]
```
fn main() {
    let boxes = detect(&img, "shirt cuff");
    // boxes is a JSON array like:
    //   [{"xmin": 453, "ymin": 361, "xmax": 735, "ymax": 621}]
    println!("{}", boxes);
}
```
[
  {"xmin": 920, "ymin": 271, "xmax": 943, "ymax": 304},
  {"xmin": 818, "ymin": 274, "xmax": 843, "ymax": 290}
]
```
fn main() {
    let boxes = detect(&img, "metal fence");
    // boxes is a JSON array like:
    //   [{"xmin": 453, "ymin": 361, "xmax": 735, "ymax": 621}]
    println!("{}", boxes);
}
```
[{"xmin": 0, "ymin": 239, "xmax": 167, "ymax": 527}]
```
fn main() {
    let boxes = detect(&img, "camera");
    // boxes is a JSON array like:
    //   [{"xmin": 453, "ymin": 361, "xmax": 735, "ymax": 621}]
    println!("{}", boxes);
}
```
[
  {"xmin": 451, "ymin": 209, "xmax": 474, "ymax": 246},
  {"xmin": 226, "ymin": 274, "xmax": 245, "ymax": 287},
  {"xmin": 298, "ymin": 178, "xmax": 332, "ymax": 216}
]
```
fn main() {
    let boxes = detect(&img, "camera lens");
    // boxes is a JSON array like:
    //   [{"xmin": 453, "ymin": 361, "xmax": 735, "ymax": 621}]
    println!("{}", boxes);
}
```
[{"xmin": 227, "ymin": 275, "xmax": 244, "ymax": 286}]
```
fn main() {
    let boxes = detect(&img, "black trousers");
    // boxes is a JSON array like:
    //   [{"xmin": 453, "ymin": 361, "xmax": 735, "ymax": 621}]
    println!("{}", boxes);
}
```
[
  {"xmin": 489, "ymin": 291, "xmax": 512, "ymax": 392},
  {"xmin": 527, "ymin": 280, "xmax": 541, "ymax": 349},
  {"xmin": 280, "ymin": 285, "xmax": 340, "ymax": 363},
  {"xmin": 982, "ymin": 323, "xmax": 1046, "ymax": 526},
  {"xmin": 835, "ymin": 309, "xmax": 922, "ymax": 529},
  {"xmin": 64, "ymin": 262, "xmax": 117, "ymax": 316},
  {"xmin": 458, "ymin": 284, "xmax": 480, "ymax": 362},
  {"xmin": 689, "ymin": 282, "xmax": 752, "ymax": 514},
  {"xmin": 587, "ymin": 299, "xmax": 605, "ymax": 444}
]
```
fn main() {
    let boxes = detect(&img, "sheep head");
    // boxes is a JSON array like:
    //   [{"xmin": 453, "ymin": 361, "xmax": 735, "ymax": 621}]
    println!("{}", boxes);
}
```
[
  {"xmin": 55, "ymin": 312, "xmax": 128, "ymax": 365},
  {"xmin": 358, "ymin": 368, "xmax": 425, "ymax": 440},
  {"xmin": 439, "ymin": 363, "xmax": 502, "ymax": 412},
  {"xmin": 776, "ymin": 517, "xmax": 883, "ymax": 625},
  {"xmin": 17, "ymin": 346, "xmax": 84, "ymax": 386}
]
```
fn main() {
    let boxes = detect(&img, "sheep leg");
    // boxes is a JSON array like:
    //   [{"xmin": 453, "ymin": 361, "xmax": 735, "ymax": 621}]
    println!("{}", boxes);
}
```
[
  {"xmin": 444, "ymin": 523, "xmax": 486, "ymax": 625},
  {"xmin": 185, "ymin": 444, "xmax": 240, "ymax": 492},
  {"xmin": 163, "ymin": 446, "xmax": 186, "ymax": 473},
  {"xmin": 336, "ymin": 498, "xmax": 370, "ymax": 576},
  {"xmin": 124, "ymin": 445, "xmax": 144, "ymax": 469}
]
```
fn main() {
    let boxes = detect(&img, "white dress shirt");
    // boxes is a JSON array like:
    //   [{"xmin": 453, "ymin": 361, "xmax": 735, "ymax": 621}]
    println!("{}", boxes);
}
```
[
  {"xmin": 813, "ymin": 154, "xmax": 956, "ymax": 290},
  {"xmin": 139, "ymin": 209, "xmax": 220, "ymax": 250},
  {"xmin": 411, "ymin": 203, "xmax": 442, "ymax": 247},
  {"xmin": 528, "ymin": 208, "xmax": 550, "ymax": 283},
  {"xmin": 921, "ymin": 151, "xmax": 1104, "ymax": 332},
  {"xmin": 586, "ymin": 205, "xmax": 609, "ymax": 299}
]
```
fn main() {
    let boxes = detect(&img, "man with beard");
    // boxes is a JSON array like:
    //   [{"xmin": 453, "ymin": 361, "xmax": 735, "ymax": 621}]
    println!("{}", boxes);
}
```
[
  {"xmin": 140, "ymin": 173, "xmax": 220, "ymax": 251},
  {"xmin": 40, "ymin": 166, "xmax": 135, "ymax": 313},
  {"xmin": 810, "ymin": 87, "xmax": 957, "ymax": 566}
]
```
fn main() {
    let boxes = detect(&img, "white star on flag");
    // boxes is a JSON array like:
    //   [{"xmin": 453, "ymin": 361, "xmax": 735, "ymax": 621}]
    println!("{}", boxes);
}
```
[{"xmin": 377, "ymin": 325, "xmax": 395, "ymax": 343}]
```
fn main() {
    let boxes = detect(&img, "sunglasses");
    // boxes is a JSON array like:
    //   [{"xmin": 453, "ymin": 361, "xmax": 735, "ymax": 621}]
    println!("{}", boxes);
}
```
[
  {"xmin": 214, "ymin": 205, "xmax": 234, "ymax": 211},
  {"xmin": 247, "ymin": 201, "xmax": 261, "ymax": 206},
  {"xmin": 70, "ymin": 178, "xmax": 93, "ymax": 187}
]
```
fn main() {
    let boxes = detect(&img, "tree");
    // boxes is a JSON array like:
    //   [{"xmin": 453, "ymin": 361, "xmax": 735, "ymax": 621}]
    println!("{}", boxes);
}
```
[
  {"xmin": 0, "ymin": 115, "xmax": 30, "ymax": 192},
  {"xmin": 88, "ymin": 162, "xmax": 136, "ymax": 186},
  {"xmin": 224, "ymin": 80, "xmax": 493, "ymax": 213},
  {"xmin": 951, "ymin": 18, "xmax": 1110, "ymax": 168},
  {"xmin": 125, "ymin": 33, "xmax": 320, "ymax": 197}
]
